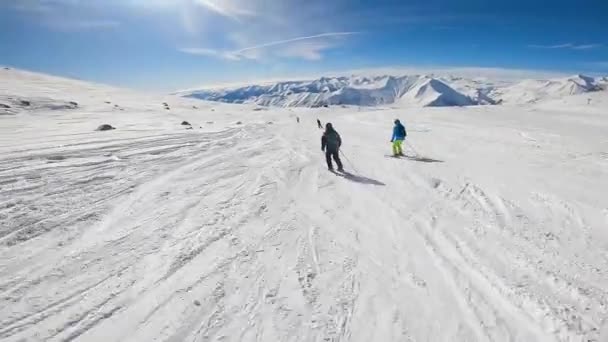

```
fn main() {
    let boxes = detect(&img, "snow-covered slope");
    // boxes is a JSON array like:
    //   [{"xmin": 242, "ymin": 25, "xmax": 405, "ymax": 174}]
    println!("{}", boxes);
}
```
[
  {"xmin": 2, "ymin": 68, "xmax": 608, "ymax": 342},
  {"xmin": 489, "ymin": 74, "xmax": 604, "ymax": 104},
  {"xmin": 180, "ymin": 73, "xmax": 606, "ymax": 108}
]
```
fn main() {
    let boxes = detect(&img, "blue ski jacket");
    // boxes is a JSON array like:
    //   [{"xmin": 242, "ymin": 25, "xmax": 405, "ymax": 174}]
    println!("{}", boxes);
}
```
[{"xmin": 392, "ymin": 122, "xmax": 406, "ymax": 141}]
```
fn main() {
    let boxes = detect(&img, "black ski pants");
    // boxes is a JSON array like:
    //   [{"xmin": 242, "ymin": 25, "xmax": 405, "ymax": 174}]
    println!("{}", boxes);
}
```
[{"xmin": 325, "ymin": 148, "xmax": 343, "ymax": 170}]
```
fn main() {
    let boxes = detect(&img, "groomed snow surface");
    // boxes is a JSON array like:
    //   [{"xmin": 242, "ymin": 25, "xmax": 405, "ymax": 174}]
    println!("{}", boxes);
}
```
[{"xmin": 1, "ymin": 68, "xmax": 608, "ymax": 342}]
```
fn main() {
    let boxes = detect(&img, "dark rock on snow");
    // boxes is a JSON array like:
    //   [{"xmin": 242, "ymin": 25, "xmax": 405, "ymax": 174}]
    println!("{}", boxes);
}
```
[
  {"xmin": 20, "ymin": 100, "xmax": 31, "ymax": 106},
  {"xmin": 0, "ymin": 103, "xmax": 10, "ymax": 109},
  {"xmin": 96, "ymin": 124, "xmax": 115, "ymax": 131},
  {"xmin": 181, "ymin": 121, "xmax": 191, "ymax": 126}
]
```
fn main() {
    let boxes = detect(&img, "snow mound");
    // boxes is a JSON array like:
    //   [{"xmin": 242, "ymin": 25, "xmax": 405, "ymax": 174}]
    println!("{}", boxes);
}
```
[
  {"xmin": 0, "ymin": 68, "xmax": 89, "ymax": 114},
  {"xmin": 0, "ymin": 95, "xmax": 79, "ymax": 114},
  {"xmin": 0, "ymin": 67, "xmax": 225, "ymax": 137}
]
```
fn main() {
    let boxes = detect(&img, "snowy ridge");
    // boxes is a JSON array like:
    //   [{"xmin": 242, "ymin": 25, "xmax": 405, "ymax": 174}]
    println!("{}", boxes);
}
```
[
  {"xmin": 2, "ymin": 68, "xmax": 608, "ymax": 341},
  {"xmin": 179, "ymin": 73, "xmax": 606, "ymax": 108},
  {"xmin": 490, "ymin": 74, "xmax": 605, "ymax": 104},
  {"xmin": 180, "ymin": 74, "xmax": 477, "ymax": 108},
  {"xmin": 399, "ymin": 77, "xmax": 477, "ymax": 106}
]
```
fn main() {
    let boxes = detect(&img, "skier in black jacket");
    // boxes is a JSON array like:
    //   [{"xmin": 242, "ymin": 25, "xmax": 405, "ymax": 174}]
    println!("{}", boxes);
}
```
[{"xmin": 321, "ymin": 123, "xmax": 344, "ymax": 171}]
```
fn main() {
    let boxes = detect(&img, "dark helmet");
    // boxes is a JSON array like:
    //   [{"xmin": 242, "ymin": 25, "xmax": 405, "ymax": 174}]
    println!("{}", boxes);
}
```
[
  {"xmin": 394, "ymin": 119, "xmax": 401, "ymax": 125},
  {"xmin": 325, "ymin": 122, "xmax": 333, "ymax": 131}
]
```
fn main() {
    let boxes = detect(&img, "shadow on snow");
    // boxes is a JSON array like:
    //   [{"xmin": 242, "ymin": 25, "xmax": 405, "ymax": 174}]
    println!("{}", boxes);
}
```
[
  {"xmin": 332, "ymin": 171, "xmax": 386, "ymax": 186},
  {"xmin": 385, "ymin": 154, "xmax": 444, "ymax": 163},
  {"xmin": 405, "ymin": 155, "xmax": 444, "ymax": 163}
]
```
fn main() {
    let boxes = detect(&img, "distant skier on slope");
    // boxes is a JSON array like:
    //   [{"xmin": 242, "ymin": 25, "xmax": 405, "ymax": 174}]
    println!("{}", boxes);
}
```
[
  {"xmin": 297, "ymin": 117, "xmax": 300, "ymax": 123},
  {"xmin": 317, "ymin": 119, "xmax": 323, "ymax": 129},
  {"xmin": 321, "ymin": 123, "xmax": 344, "ymax": 172},
  {"xmin": 391, "ymin": 119, "xmax": 407, "ymax": 157}
]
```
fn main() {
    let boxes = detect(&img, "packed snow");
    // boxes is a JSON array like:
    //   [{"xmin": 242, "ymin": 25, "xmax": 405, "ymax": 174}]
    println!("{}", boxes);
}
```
[
  {"xmin": 1, "ymin": 68, "xmax": 608, "ymax": 342},
  {"xmin": 179, "ymin": 72, "xmax": 606, "ymax": 108}
]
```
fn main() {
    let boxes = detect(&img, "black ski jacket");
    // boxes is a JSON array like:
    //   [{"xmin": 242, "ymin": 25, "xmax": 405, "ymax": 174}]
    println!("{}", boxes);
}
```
[{"xmin": 322, "ymin": 129, "xmax": 342, "ymax": 152}]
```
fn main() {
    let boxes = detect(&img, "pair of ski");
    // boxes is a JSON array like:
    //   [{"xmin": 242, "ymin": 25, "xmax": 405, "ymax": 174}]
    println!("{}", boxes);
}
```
[
  {"xmin": 329, "ymin": 168, "xmax": 346, "ymax": 174},
  {"xmin": 385, "ymin": 154, "xmax": 415, "ymax": 159},
  {"xmin": 329, "ymin": 168, "xmax": 357, "ymax": 178},
  {"xmin": 385, "ymin": 154, "xmax": 444, "ymax": 163}
]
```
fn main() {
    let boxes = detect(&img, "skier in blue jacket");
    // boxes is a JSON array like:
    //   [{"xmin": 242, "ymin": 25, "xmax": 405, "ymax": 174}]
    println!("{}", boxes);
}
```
[{"xmin": 391, "ymin": 119, "xmax": 407, "ymax": 156}]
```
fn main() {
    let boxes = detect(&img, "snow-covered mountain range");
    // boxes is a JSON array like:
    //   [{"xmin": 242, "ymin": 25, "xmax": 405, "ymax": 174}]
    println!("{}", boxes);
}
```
[{"xmin": 179, "ymin": 73, "xmax": 606, "ymax": 108}]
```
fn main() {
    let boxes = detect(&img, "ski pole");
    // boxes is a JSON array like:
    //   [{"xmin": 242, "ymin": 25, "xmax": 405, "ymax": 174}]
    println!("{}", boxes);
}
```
[{"xmin": 340, "ymin": 150, "xmax": 359, "ymax": 174}]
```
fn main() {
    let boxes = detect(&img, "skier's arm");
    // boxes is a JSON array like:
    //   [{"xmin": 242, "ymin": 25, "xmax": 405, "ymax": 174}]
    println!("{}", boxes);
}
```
[
  {"xmin": 321, "ymin": 135, "xmax": 326, "ymax": 151},
  {"xmin": 391, "ymin": 127, "xmax": 396, "ymax": 142},
  {"xmin": 337, "ymin": 133, "xmax": 342, "ymax": 148}
]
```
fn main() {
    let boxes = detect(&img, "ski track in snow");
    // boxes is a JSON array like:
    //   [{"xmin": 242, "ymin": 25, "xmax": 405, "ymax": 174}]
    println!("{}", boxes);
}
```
[{"xmin": 1, "ymin": 69, "xmax": 608, "ymax": 342}]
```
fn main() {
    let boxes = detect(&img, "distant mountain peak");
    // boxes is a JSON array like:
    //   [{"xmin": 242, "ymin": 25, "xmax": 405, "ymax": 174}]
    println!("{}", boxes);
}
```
[{"xmin": 178, "ymin": 73, "xmax": 603, "ymax": 108}]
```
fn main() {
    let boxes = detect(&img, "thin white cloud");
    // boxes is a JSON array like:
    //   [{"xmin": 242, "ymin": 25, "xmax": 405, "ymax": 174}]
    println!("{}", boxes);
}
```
[
  {"xmin": 528, "ymin": 43, "xmax": 573, "ymax": 49},
  {"xmin": 192, "ymin": 0, "xmax": 257, "ymax": 21},
  {"xmin": 12, "ymin": 2, "xmax": 53, "ymax": 13},
  {"xmin": 571, "ymin": 44, "xmax": 603, "ymax": 50},
  {"xmin": 276, "ymin": 41, "xmax": 331, "ymax": 61},
  {"xmin": 9, "ymin": 0, "xmax": 121, "ymax": 31},
  {"xmin": 178, "ymin": 48, "xmax": 240, "ymax": 60},
  {"xmin": 529, "ymin": 43, "xmax": 603, "ymax": 50},
  {"xmin": 234, "ymin": 32, "xmax": 358, "ymax": 54},
  {"xmin": 181, "ymin": 31, "xmax": 358, "ymax": 61}
]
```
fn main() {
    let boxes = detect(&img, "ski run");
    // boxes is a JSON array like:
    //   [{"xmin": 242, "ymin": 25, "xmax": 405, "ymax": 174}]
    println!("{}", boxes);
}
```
[{"xmin": 1, "ymin": 68, "xmax": 608, "ymax": 342}]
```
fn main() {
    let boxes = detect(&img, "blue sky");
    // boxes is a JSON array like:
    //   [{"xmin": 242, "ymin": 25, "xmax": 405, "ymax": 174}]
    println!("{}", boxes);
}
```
[{"xmin": 1, "ymin": 0, "xmax": 607, "ymax": 90}]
